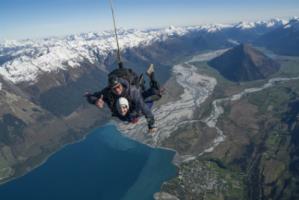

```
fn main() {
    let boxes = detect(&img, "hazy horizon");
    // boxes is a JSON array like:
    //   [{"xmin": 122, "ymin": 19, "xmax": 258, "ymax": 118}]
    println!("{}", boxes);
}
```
[{"xmin": 1, "ymin": 0, "xmax": 299, "ymax": 40}]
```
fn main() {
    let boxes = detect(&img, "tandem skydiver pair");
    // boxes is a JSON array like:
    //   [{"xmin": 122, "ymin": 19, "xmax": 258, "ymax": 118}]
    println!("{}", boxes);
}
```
[{"xmin": 85, "ymin": 63, "xmax": 163, "ymax": 133}]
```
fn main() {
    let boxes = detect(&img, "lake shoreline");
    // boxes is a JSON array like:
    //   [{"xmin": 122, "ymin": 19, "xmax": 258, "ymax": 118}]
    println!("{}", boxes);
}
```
[
  {"xmin": 0, "ymin": 121, "xmax": 109, "ymax": 186},
  {"xmin": 0, "ymin": 124, "xmax": 178, "ymax": 200},
  {"xmin": 0, "ymin": 122, "xmax": 180, "ymax": 192}
]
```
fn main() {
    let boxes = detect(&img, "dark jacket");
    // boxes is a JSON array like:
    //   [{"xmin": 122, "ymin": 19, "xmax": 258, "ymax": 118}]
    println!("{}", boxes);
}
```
[{"xmin": 86, "ymin": 78, "xmax": 155, "ymax": 129}]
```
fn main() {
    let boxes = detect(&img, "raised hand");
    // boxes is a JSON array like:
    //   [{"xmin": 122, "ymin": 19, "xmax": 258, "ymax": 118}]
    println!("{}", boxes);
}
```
[{"xmin": 96, "ymin": 95, "xmax": 105, "ymax": 109}]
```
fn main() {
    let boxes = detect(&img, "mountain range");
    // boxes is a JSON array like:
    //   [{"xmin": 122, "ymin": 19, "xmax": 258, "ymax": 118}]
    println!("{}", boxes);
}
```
[
  {"xmin": 256, "ymin": 17, "xmax": 299, "ymax": 56},
  {"xmin": 0, "ymin": 17, "xmax": 292, "ymax": 84}
]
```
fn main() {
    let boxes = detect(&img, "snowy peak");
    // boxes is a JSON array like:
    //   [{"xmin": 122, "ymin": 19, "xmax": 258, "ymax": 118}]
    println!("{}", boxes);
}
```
[
  {"xmin": 199, "ymin": 24, "xmax": 233, "ymax": 32},
  {"xmin": 235, "ymin": 18, "xmax": 288, "ymax": 30},
  {"xmin": 284, "ymin": 17, "xmax": 299, "ymax": 30},
  {"xmin": 255, "ymin": 17, "xmax": 299, "ymax": 56}
]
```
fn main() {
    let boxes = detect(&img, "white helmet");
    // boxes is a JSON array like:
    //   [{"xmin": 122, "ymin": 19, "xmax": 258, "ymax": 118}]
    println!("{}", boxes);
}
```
[{"xmin": 117, "ymin": 97, "xmax": 129, "ymax": 113}]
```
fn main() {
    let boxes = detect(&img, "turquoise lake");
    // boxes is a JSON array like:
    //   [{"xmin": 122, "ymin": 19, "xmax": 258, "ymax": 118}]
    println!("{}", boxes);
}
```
[{"xmin": 0, "ymin": 125, "xmax": 177, "ymax": 200}]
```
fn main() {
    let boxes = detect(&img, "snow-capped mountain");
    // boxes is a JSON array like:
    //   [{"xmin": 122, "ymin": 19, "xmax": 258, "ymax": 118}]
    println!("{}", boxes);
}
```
[
  {"xmin": 0, "ymin": 18, "xmax": 292, "ymax": 84},
  {"xmin": 284, "ymin": 17, "xmax": 299, "ymax": 30},
  {"xmin": 234, "ymin": 18, "xmax": 287, "ymax": 30},
  {"xmin": 0, "ymin": 26, "xmax": 203, "ymax": 84},
  {"xmin": 255, "ymin": 17, "xmax": 299, "ymax": 56}
]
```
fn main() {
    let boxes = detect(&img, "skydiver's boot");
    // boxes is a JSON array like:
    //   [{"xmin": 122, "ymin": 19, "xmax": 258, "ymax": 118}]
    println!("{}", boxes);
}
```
[
  {"xmin": 146, "ymin": 64, "xmax": 159, "ymax": 89},
  {"xmin": 146, "ymin": 64, "xmax": 155, "ymax": 78},
  {"xmin": 146, "ymin": 64, "xmax": 164, "ymax": 99}
]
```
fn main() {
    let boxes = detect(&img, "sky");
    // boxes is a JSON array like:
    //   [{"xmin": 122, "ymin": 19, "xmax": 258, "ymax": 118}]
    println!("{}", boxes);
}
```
[{"xmin": 1, "ymin": 0, "xmax": 299, "ymax": 40}]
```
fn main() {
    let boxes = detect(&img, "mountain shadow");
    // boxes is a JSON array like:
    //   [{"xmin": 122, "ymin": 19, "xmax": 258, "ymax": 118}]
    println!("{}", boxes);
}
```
[{"xmin": 208, "ymin": 43, "xmax": 280, "ymax": 82}]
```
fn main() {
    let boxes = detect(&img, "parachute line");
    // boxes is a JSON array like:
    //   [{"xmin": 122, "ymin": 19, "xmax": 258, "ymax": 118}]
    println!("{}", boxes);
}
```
[{"xmin": 108, "ymin": 0, "xmax": 122, "ymax": 67}]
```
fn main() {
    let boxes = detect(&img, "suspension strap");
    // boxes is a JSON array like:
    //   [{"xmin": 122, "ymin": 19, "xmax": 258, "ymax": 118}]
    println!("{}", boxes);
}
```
[{"xmin": 108, "ymin": 0, "xmax": 123, "ymax": 68}]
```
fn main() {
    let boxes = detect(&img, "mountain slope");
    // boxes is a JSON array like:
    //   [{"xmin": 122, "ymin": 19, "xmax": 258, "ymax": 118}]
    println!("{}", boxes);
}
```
[
  {"xmin": 0, "ymin": 74, "xmax": 109, "ymax": 182},
  {"xmin": 208, "ymin": 44, "xmax": 280, "ymax": 82},
  {"xmin": 256, "ymin": 18, "xmax": 299, "ymax": 56}
]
